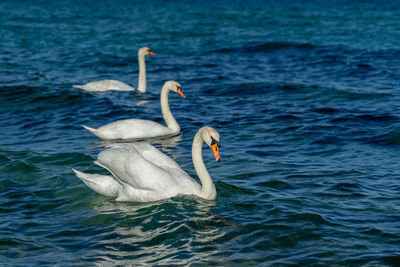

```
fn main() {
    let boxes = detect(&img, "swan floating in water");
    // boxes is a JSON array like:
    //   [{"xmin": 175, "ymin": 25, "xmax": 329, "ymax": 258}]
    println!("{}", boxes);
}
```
[
  {"xmin": 73, "ymin": 126, "xmax": 221, "ymax": 202},
  {"xmin": 73, "ymin": 46, "xmax": 155, "ymax": 92},
  {"xmin": 82, "ymin": 80, "xmax": 185, "ymax": 140}
]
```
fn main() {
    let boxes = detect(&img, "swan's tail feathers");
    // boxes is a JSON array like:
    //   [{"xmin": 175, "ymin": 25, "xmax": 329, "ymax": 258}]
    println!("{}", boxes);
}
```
[
  {"xmin": 72, "ymin": 168, "xmax": 120, "ymax": 197},
  {"xmin": 94, "ymin": 160, "xmax": 101, "ymax": 167},
  {"xmin": 82, "ymin": 125, "xmax": 97, "ymax": 134},
  {"xmin": 73, "ymin": 84, "xmax": 89, "ymax": 90},
  {"xmin": 72, "ymin": 168, "xmax": 91, "ymax": 181}
]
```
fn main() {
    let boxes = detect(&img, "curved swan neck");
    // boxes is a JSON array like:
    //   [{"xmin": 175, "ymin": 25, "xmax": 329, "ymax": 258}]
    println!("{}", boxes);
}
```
[
  {"xmin": 160, "ymin": 85, "xmax": 180, "ymax": 133},
  {"xmin": 192, "ymin": 130, "xmax": 216, "ymax": 200},
  {"xmin": 137, "ymin": 53, "xmax": 146, "ymax": 93}
]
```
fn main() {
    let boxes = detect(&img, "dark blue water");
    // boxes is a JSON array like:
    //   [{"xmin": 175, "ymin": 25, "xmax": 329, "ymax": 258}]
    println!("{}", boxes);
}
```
[{"xmin": 1, "ymin": 0, "xmax": 400, "ymax": 265}]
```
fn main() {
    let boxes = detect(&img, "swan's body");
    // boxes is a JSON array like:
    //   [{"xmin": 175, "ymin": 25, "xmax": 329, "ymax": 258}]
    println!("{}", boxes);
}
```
[
  {"xmin": 73, "ymin": 47, "xmax": 155, "ymax": 92},
  {"xmin": 73, "ymin": 80, "xmax": 135, "ymax": 92},
  {"xmin": 83, "ymin": 81, "xmax": 185, "ymax": 140},
  {"xmin": 73, "ymin": 127, "xmax": 221, "ymax": 202}
]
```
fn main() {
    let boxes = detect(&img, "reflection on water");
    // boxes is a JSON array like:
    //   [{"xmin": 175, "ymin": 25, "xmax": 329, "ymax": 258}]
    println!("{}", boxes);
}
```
[
  {"xmin": 92, "ymin": 134, "xmax": 183, "ymax": 151},
  {"xmin": 1, "ymin": 0, "xmax": 399, "ymax": 264},
  {"xmin": 85, "ymin": 197, "xmax": 233, "ymax": 265},
  {"xmin": 135, "ymin": 100, "xmax": 151, "ymax": 106}
]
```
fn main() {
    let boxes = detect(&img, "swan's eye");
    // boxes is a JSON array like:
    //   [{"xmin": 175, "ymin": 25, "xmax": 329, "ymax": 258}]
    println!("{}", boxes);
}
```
[{"xmin": 211, "ymin": 136, "xmax": 220, "ymax": 148}]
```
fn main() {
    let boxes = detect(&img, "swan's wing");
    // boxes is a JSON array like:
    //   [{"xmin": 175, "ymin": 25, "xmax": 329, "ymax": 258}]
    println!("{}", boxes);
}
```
[
  {"xmin": 100, "ymin": 80, "xmax": 135, "ymax": 91},
  {"xmin": 106, "ymin": 142, "xmax": 187, "ymax": 176},
  {"xmin": 97, "ymin": 146, "xmax": 182, "ymax": 191},
  {"xmin": 86, "ymin": 80, "xmax": 135, "ymax": 91},
  {"xmin": 72, "ymin": 168, "xmax": 121, "ymax": 197},
  {"xmin": 125, "ymin": 143, "xmax": 201, "ymax": 193},
  {"xmin": 97, "ymin": 119, "xmax": 174, "ymax": 140},
  {"xmin": 129, "ymin": 142, "xmax": 183, "ymax": 170}
]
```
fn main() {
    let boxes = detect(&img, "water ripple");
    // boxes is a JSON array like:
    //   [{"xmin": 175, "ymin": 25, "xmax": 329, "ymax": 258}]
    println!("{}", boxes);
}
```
[{"xmin": 1, "ymin": 0, "xmax": 400, "ymax": 265}]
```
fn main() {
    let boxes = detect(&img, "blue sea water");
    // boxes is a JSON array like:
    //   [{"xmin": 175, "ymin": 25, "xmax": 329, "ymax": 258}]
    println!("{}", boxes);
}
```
[{"xmin": 1, "ymin": 0, "xmax": 400, "ymax": 265}]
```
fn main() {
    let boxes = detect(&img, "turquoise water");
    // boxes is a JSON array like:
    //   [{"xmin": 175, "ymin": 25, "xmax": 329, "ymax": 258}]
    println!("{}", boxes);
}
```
[{"xmin": 1, "ymin": 0, "xmax": 400, "ymax": 265}]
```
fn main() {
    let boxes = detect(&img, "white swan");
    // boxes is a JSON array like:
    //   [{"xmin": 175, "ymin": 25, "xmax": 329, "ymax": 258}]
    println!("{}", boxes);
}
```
[
  {"xmin": 73, "ymin": 47, "xmax": 155, "ymax": 92},
  {"xmin": 73, "ymin": 126, "xmax": 221, "ymax": 202},
  {"xmin": 82, "ymin": 80, "xmax": 185, "ymax": 140}
]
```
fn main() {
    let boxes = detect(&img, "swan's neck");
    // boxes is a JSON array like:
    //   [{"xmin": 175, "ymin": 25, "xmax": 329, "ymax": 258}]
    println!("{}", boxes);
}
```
[
  {"xmin": 192, "ymin": 131, "xmax": 216, "ymax": 200},
  {"xmin": 161, "ymin": 86, "xmax": 180, "ymax": 133},
  {"xmin": 137, "ymin": 53, "xmax": 146, "ymax": 93}
]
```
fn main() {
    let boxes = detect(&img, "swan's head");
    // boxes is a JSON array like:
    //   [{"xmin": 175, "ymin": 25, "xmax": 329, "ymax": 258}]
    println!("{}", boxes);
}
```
[
  {"xmin": 201, "ymin": 126, "xmax": 221, "ymax": 162},
  {"xmin": 164, "ymin": 80, "xmax": 185, "ymax": 98},
  {"xmin": 139, "ymin": 46, "xmax": 156, "ymax": 56}
]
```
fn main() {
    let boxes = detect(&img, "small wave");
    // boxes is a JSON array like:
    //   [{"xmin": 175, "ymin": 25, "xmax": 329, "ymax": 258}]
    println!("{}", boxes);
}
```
[
  {"xmin": 30, "ymin": 152, "xmax": 93, "ymax": 167},
  {"xmin": 359, "ymin": 227, "xmax": 399, "ymax": 239},
  {"xmin": 285, "ymin": 212, "xmax": 330, "ymax": 225},
  {"xmin": 99, "ymin": 54, "xmax": 138, "ymax": 68},
  {"xmin": 207, "ymin": 82, "xmax": 310, "ymax": 97},
  {"xmin": 255, "ymin": 180, "xmax": 292, "ymax": 190},
  {"xmin": 0, "ymin": 157, "xmax": 40, "ymax": 174},
  {"xmin": 324, "ymin": 87, "xmax": 392, "ymax": 101},
  {"xmin": 359, "ymin": 130, "xmax": 400, "ymax": 146},
  {"xmin": 331, "ymin": 114, "xmax": 398, "ymax": 124},
  {"xmin": 246, "ymin": 150, "xmax": 273, "ymax": 157},
  {"xmin": 273, "ymin": 114, "xmax": 302, "ymax": 121},
  {"xmin": 329, "ymin": 183, "xmax": 364, "ymax": 197},
  {"xmin": 209, "ymin": 41, "xmax": 316, "ymax": 54},
  {"xmin": 311, "ymin": 107, "xmax": 340, "ymax": 115},
  {"xmin": 0, "ymin": 85, "xmax": 94, "ymax": 112},
  {"xmin": 216, "ymin": 181, "xmax": 255, "ymax": 197}
]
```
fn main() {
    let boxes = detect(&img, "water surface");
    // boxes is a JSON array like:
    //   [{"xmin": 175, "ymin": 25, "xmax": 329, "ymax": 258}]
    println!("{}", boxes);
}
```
[{"xmin": 1, "ymin": 0, "xmax": 400, "ymax": 265}]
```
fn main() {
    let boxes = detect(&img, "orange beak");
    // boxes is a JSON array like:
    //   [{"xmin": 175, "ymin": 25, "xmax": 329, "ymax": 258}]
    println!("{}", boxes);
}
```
[
  {"xmin": 211, "ymin": 144, "xmax": 221, "ymax": 162},
  {"xmin": 177, "ymin": 88, "xmax": 186, "ymax": 98},
  {"xmin": 149, "ymin": 51, "xmax": 156, "ymax": 56}
]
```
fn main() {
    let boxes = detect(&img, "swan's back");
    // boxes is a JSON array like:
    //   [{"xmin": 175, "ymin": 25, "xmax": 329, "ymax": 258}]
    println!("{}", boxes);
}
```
[
  {"xmin": 73, "ymin": 80, "xmax": 135, "ymax": 92},
  {"xmin": 98, "ymin": 143, "xmax": 200, "ymax": 194},
  {"xmin": 129, "ymin": 143, "xmax": 183, "ymax": 170},
  {"xmin": 93, "ymin": 119, "xmax": 177, "ymax": 140}
]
